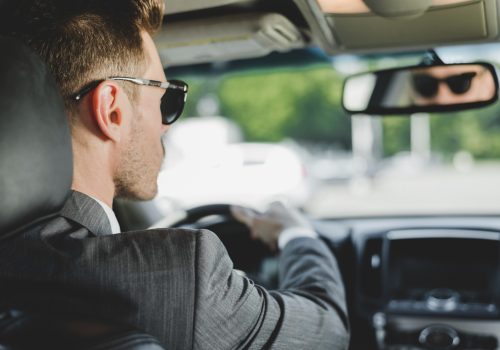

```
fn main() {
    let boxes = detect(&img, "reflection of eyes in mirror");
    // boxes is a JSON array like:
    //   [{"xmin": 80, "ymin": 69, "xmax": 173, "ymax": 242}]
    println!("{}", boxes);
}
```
[
  {"xmin": 342, "ymin": 63, "xmax": 498, "ymax": 115},
  {"xmin": 412, "ymin": 72, "xmax": 476, "ymax": 98},
  {"xmin": 410, "ymin": 65, "xmax": 495, "ymax": 106}
]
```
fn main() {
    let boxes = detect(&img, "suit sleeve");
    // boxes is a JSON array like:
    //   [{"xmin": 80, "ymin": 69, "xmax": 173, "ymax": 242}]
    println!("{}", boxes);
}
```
[{"xmin": 192, "ymin": 230, "xmax": 349, "ymax": 350}]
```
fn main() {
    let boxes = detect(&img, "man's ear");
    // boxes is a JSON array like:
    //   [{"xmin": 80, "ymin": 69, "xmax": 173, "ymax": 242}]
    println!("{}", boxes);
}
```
[{"xmin": 90, "ymin": 81, "xmax": 125, "ymax": 142}]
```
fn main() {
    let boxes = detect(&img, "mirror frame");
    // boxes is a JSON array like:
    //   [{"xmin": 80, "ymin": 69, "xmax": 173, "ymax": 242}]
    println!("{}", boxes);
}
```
[{"xmin": 342, "ymin": 62, "xmax": 500, "ymax": 116}]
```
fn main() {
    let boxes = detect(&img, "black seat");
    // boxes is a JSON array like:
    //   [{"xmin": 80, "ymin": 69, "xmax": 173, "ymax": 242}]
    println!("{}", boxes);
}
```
[
  {"xmin": 0, "ymin": 37, "xmax": 164, "ymax": 350},
  {"xmin": 0, "ymin": 310, "xmax": 164, "ymax": 350}
]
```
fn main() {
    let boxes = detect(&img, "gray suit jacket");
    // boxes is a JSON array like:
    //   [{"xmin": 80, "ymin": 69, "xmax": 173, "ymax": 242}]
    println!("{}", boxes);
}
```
[{"xmin": 0, "ymin": 191, "xmax": 349, "ymax": 349}]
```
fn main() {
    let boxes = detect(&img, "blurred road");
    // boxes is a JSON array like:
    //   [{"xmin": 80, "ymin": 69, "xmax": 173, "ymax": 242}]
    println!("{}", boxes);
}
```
[{"xmin": 306, "ymin": 162, "xmax": 500, "ymax": 218}]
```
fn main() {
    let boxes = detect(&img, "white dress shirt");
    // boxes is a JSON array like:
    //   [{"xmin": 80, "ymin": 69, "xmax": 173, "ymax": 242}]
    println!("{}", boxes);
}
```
[
  {"xmin": 278, "ymin": 226, "xmax": 318, "ymax": 250},
  {"xmin": 90, "ymin": 196, "xmax": 121, "ymax": 234}
]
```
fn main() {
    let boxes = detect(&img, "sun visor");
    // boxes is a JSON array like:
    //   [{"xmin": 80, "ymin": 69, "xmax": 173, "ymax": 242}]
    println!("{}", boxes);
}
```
[
  {"xmin": 294, "ymin": 0, "xmax": 498, "ymax": 54},
  {"xmin": 163, "ymin": 0, "xmax": 247, "ymax": 15},
  {"xmin": 155, "ymin": 13, "xmax": 305, "ymax": 66}
]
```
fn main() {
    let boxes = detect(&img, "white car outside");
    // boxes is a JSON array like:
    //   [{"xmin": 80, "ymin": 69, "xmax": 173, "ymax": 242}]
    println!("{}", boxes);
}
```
[{"xmin": 157, "ymin": 141, "xmax": 311, "ymax": 211}]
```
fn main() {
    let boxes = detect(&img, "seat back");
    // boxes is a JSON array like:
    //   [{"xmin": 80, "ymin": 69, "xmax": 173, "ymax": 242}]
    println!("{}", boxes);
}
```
[
  {"xmin": 0, "ymin": 37, "xmax": 164, "ymax": 350},
  {"xmin": 0, "ymin": 311, "xmax": 164, "ymax": 350},
  {"xmin": 0, "ymin": 37, "xmax": 73, "ymax": 240}
]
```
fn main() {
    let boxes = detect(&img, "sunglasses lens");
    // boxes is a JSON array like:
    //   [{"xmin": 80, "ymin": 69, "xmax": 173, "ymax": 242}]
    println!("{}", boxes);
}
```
[
  {"xmin": 446, "ymin": 73, "xmax": 476, "ymax": 94},
  {"xmin": 412, "ymin": 74, "xmax": 438, "ymax": 98},
  {"xmin": 160, "ymin": 81, "xmax": 187, "ymax": 125}
]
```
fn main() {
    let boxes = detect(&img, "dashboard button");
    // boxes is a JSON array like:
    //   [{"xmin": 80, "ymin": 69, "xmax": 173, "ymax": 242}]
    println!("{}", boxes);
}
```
[{"xmin": 419, "ymin": 326, "xmax": 460, "ymax": 350}]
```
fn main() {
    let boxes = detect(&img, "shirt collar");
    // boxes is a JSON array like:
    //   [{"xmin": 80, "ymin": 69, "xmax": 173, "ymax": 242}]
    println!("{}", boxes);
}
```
[{"xmin": 89, "ymin": 196, "xmax": 121, "ymax": 234}]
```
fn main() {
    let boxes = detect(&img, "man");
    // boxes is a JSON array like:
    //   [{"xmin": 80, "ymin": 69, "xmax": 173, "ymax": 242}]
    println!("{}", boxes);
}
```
[{"xmin": 0, "ymin": 0, "xmax": 349, "ymax": 349}]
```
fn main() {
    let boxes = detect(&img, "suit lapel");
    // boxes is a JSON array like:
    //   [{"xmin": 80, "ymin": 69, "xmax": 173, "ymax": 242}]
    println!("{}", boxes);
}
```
[{"xmin": 60, "ymin": 191, "xmax": 113, "ymax": 236}]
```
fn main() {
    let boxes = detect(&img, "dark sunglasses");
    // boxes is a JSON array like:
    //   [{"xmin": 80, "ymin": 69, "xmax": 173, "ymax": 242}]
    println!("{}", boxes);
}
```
[
  {"xmin": 72, "ymin": 77, "xmax": 188, "ymax": 125},
  {"xmin": 412, "ymin": 72, "xmax": 477, "ymax": 98}
]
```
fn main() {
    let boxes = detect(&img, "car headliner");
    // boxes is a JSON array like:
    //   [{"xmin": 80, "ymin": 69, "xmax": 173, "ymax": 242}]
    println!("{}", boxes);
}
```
[{"xmin": 158, "ymin": 0, "xmax": 500, "ymax": 67}]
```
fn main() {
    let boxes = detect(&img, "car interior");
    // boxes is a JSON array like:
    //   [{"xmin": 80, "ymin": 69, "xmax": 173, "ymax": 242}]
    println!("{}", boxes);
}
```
[{"xmin": 3, "ymin": 0, "xmax": 500, "ymax": 350}]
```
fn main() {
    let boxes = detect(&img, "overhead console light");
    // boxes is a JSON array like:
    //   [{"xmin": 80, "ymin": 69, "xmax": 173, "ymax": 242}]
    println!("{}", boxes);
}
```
[
  {"xmin": 318, "ymin": 0, "xmax": 480, "ymax": 17},
  {"xmin": 317, "ymin": 0, "xmax": 370, "ymax": 14},
  {"xmin": 362, "ymin": 0, "xmax": 432, "ymax": 19},
  {"xmin": 294, "ymin": 0, "xmax": 497, "ymax": 54}
]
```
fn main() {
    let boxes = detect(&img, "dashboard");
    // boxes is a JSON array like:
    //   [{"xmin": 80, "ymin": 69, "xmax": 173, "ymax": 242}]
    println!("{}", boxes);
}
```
[
  {"xmin": 315, "ymin": 216, "xmax": 500, "ymax": 350},
  {"xmin": 190, "ymin": 212, "xmax": 500, "ymax": 350}
]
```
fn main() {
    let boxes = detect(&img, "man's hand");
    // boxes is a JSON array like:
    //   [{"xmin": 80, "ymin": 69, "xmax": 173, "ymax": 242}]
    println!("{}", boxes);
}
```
[{"xmin": 231, "ymin": 201, "xmax": 314, "ymax": 251}]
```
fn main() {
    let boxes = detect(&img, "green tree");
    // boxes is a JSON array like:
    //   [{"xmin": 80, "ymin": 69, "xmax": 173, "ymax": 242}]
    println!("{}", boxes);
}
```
[{"xmin": 218, "ymin": 67, "xmax": 352, "ymax": 148}]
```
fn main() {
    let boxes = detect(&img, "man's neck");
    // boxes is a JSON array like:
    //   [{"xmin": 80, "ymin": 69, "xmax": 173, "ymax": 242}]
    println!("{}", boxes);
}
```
[
  {"xmin": 70, "ymin": 120, "xmax": 119, "ymax": 207},
  {"xmin": 72, "ymin": 185, "xmax": 114, "ymax": 208},
  {"xmin": 72, "ymin": 160, "xmax": 115, "ymax": 208}
]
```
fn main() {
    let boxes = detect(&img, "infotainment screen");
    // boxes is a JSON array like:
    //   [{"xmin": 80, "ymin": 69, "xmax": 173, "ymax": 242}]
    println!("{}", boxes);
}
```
[{"xmin": 386, "ymin": 236, "xmax": 499, "ymax": 302}]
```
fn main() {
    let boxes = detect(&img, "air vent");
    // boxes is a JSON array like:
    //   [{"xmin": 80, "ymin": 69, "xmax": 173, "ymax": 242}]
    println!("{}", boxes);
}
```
[{"xmin": 359, "ymin": 237, "xmax": 383, "ymax": 299}]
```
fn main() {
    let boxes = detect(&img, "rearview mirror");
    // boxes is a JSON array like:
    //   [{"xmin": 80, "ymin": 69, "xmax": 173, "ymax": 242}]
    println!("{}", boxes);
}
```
[{"xmin": 342, "ymin": 63, "xmax": 499, "ymax": 115}]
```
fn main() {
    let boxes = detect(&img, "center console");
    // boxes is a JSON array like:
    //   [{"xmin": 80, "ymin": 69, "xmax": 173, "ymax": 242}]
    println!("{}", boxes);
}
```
[{"xmin": 358, "ymin": 228, "xmax": 500, "ymax": 350}]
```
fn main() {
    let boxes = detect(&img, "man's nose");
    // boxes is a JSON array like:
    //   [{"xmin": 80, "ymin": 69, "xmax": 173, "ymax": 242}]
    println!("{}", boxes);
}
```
[
  {"xmin": 161, "ymin": 124, "xmax": 170, "ymax": 135},
  {"xmin": 437, "ymin": 82, "xmax": 455, "ymax": 103}
]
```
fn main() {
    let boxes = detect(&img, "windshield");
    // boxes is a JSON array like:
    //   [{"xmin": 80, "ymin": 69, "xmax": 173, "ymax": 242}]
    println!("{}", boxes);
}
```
[{"xmin": 155, "ymin": 46, "xmax": 500, "ymax": 218}]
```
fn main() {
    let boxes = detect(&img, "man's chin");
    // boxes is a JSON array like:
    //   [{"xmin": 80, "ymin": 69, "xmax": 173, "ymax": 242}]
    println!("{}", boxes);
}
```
[{"xmin": 115, "ymin": 185, "xmax": 158, "ymax": 202}]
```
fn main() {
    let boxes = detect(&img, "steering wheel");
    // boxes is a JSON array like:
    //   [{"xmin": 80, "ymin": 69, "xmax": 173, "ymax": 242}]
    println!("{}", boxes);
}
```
[
  {"xmin": 168, "ymin": 204, "xmax": 277, "ymax": 286},
  {"xmin": 169, "ymin": 204, "xmax": 235, "ymax": 228}
]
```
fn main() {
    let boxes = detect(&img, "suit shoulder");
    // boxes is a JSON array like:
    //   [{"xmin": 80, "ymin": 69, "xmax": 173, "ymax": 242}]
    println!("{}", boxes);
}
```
[
  {"xmin": 126, "ymin": 228, "xmax": 221, "ymax": 249},
  {"xmin": 123, "ymin": 227, "xmax": 212, "ymax": 247},
  {"xmin": 84, "ymin": 228, "xmax": 221, "ymax": 264}
]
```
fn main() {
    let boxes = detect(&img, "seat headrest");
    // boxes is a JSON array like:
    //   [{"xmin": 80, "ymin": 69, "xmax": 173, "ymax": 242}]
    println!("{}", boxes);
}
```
[{"xmin": 0, "ymin": 37, "xmax": 72, "ymax": 239}]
